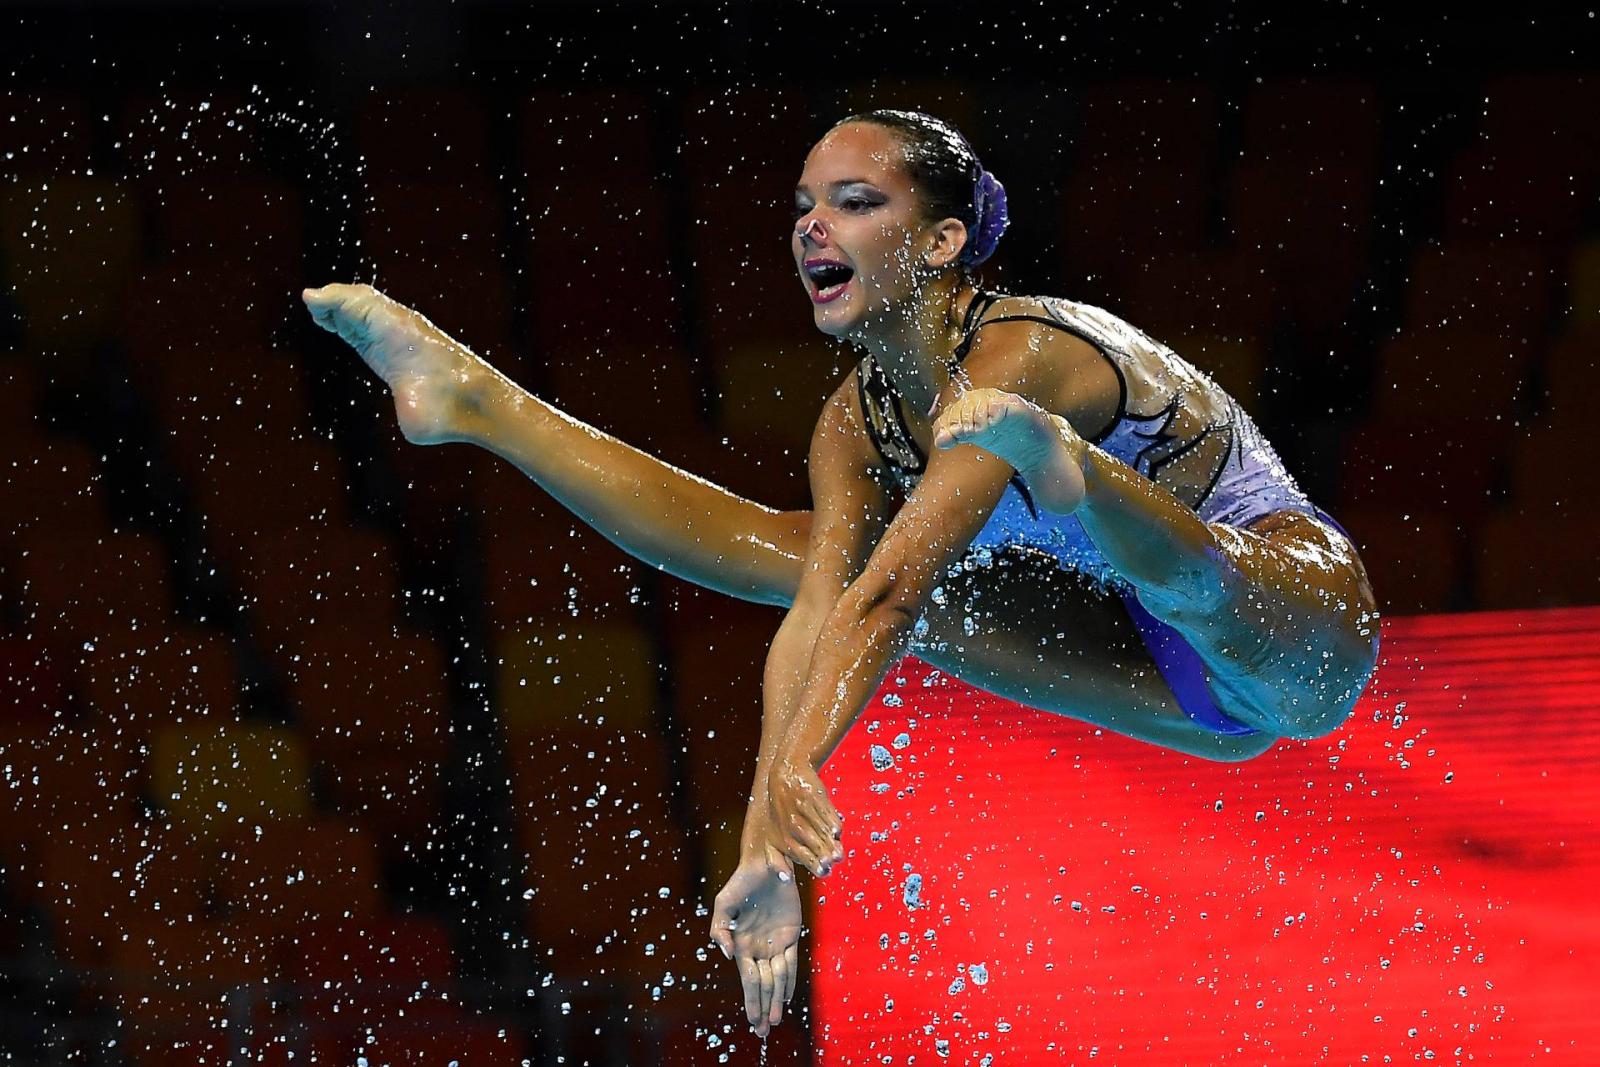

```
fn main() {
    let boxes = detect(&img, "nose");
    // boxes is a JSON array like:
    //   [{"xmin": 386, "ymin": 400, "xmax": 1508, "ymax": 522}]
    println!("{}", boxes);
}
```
[{"xmin": 795, "ymin": 216, "xmax": 827, "ymax": 245}]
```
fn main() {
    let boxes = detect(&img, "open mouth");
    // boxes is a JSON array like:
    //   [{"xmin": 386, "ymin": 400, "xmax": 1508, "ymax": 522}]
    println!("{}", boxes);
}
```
[{"xmin": 804, "ymin": 260, "xmax": 856, "ymax": 300}]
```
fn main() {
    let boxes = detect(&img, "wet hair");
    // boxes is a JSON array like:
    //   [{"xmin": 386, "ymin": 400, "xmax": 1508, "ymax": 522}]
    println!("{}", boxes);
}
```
[{"xmin": 833, "ymin": 109, "xmax": 1010, "ymax": 273}]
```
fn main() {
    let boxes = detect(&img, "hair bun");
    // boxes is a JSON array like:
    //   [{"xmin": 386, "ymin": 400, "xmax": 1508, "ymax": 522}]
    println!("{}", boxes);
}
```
[{"xmin": 965, "ymin": 170, "xmax": 1010, "ymax": 267}]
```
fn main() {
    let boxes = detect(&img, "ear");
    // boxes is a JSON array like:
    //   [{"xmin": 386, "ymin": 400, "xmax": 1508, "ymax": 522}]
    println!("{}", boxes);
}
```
[{"xmin": 924, "ymin": 216, "xmax": 970, "ymax": 270}]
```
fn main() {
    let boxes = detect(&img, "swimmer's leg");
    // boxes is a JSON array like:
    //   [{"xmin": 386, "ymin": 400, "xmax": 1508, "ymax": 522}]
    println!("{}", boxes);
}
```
[
  {"xmin": 936, "ymin": 388, "xmax": 1379, "ymax": 740},
  {"xmin": 303, "ymin": 284, "xmax": 808, "ymax": 606},
  {"xmin": 910, "ymin": 546, "xmax": 1275, "ymax": 762}
]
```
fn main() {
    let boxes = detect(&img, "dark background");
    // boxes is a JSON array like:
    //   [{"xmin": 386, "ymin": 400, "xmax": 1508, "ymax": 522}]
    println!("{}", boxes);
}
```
[{"xmin": 1, "ymin": 1, "xmax": 1596, "ymax": 1064}]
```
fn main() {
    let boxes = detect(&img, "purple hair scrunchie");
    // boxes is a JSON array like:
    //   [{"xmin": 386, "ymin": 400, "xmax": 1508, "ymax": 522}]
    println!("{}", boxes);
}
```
[{"xmin": 965, "ymin": 169, "xmax": 1010, "ymax": 267}]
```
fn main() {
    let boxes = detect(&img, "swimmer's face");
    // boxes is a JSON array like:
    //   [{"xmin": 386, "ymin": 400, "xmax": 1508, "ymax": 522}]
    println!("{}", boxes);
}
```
[{"xmin": 792, "ymin": 122, "xmax": 958, "ymax": 339}]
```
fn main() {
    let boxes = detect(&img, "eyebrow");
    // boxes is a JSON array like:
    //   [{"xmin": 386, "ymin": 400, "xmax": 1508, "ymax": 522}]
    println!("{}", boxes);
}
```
[{"xmin": 794, "ymin": 179, "xmax": 879, "ymax": 198}]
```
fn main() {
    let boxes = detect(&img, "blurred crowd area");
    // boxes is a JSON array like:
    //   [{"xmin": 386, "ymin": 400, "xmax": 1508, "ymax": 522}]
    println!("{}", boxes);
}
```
[{"xmin": 2, "ymin": 3, "xmax": 1598, "ymax": 1063}]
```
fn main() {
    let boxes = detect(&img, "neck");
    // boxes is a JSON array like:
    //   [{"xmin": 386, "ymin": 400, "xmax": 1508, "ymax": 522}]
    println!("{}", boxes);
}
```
[{"xmin": 857, "ymin": 275, "xmax": 981, "ymax": 418}]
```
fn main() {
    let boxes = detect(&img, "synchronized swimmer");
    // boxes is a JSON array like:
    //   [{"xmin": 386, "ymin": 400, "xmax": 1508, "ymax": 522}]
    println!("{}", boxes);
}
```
[{"xmin": 303, "ymin": 108, "xmax": 1379, "ymax": 1038}]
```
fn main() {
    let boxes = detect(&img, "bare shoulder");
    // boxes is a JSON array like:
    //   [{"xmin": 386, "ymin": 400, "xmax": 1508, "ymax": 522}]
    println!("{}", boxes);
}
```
[{"xmin": 953, "ymin": 295, "xmax": 1120, "ymax": 434}]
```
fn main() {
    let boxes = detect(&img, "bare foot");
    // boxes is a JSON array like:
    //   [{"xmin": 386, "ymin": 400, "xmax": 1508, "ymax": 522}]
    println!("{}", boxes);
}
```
[
  {"xmin": 932, "ymin": 387, "xmax": 1087, "ymax": 514},
  {"xmin": 301, "ymin": 283, "xmax": 482, "ymax": 445}
]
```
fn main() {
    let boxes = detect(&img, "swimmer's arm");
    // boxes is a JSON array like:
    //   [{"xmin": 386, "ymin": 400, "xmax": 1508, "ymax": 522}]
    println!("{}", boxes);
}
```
[
  {"xmin": 744, "ymin": 381, "xmax": 890, "ymax": 861},
  {"xmin": 775, "ymin": 443, "xmax": 1013, "ymax": 773},
  {"xmin": 772, "ymin": 326, "xmax": 1114, "ymax": 772}
]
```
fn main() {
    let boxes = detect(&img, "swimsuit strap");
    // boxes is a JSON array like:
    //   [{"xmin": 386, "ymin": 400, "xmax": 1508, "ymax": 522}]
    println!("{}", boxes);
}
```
[{"xmin": 855, "ymin": 289, "xmax": 1039, "ymax": 518}]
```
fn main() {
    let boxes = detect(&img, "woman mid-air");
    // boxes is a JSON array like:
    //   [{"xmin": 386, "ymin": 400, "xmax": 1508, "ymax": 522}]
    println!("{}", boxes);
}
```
[{"xmin": 303, "ymin": 109, "xmax": 1379, "ymax": 1037}]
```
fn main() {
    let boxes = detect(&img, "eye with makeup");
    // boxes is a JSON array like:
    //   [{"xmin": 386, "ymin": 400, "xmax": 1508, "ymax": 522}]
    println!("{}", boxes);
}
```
[{"xmin": 791, "ymin": 195, "xmax": 880, "ymax": 221}]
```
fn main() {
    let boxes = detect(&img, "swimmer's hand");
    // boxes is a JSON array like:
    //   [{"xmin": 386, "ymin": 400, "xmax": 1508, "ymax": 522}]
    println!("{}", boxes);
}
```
[
  {"xmin": 710, "ymin": 850, "xmax": 803, "ymax": 1038},
  {"xmin": 301, "ymin": 282, "xmax": 483, "ymax": 447},
  {"xmin": 767, "ymin": 756, "xmax": 844, "ymax": 877}
]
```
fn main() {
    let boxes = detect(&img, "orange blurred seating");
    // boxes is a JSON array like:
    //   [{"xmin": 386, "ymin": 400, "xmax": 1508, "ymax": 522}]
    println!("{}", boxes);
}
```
[
  {"xmin": 146, "ymin": 176, "xmax": 305, "ymax": 279},
  {"xmin": 662, "ymin": 597, "xmax": 782, "ymax": 823},
  {"xmin": 120, "ymin": 254, "xmax": 289, "ymax": 362},
  {"xmin": 710, "ymin": 336, "xmax": 851, "ymax": 454},
  {"xmin": 36, "ymin": 820, "xmax": 207, "ymax": 969},
  {"xmin": 1061, "ymin": 79, "xmax": 1221, "ymax": 288},
  {"xmin": 116, "ymin": 92, "xmax": 266, "ymax": 182},
  {"xmin": 1, "ymin": 435, "xmax": 116, "ymax": 557},
  {"xmin": 1113, "ymin": 247, "xmax": 1277, "ymax": 341},
  {"xmin": 1163, "ymin": 333, "xmax": 1267, "ymax": 410},
  {"xmin": 280, "ymin": 912, "xmax": 458, "ymax": 1024},
  {"xmin": 0, "ymin": 92, "xmax": 94, "ymax": 177},
  {"xmin": 361, "ymin": 179, "xmax": 506, "ymax": 272},
  {"xmin": 507, "ymin": 721, "xmax": 692, "ymax": 965},
  {"xmin": 0, "ymin": 625, "xmax": 75, "ymax": 724},
  {"xmin": 1437, "ymin": 74, "xmax": 1600, "ymax": 243},
  {"xmin": 306, "ymin": 1013, "xmax": 529, "ymax": 1066},
  {"xmin": 1538, "ymin": 322, "xmax": 1600, "ymax": 428},
  {"xmin": 185, "ymin": 438, "xmax": 354, "ymax": 579},
  {"xmin": 496, "ymin": 618, "xmax": 659, "ymax": 734},
  {"xmin": 0, "ymin": 177, "xmax": 142, "ymax": 352},
  {"xmin": 474, "ymin": 471, "xmax": 643, "ymax": 625},
  {"xmin": 101, "ymin": 913, "xmax": 277, "ymax": 1054},
  {"xmin": 140, "ymin": 346, "xmax": 315, "ymax": 462},
  {"xmin": 1507, "ymin": 424, "xmax": 1594, "ymax": 515},
  {"xmin": 147, "ymin": 722, "xmax": 312, "ymax": 837}
]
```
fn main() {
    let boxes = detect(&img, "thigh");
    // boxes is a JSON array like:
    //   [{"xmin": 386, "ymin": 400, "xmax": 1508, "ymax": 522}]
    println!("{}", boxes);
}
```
[{"xmin": 909, "ymin": 544, "xmax": 1274, "ymax": 760}]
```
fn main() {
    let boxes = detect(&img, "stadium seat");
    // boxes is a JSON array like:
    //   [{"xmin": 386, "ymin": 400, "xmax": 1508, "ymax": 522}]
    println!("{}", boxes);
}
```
[
  {"xmin": 0, "ymin": 91, "xmax": 95, "ymax": 178},
  {"xmin": 496, "ymin": 618, "xmax": 660, "ymax": 735},
  {"xmin": 710, "ymin": 336, "xmax": 851, "ymax": 455},
  {"xmin": 235, "ymin": 525, "xmax": 407, "ymax": 672},
  {"xmin": 148, "ymin": 722, "xmax": 312, "ymax": 836}
]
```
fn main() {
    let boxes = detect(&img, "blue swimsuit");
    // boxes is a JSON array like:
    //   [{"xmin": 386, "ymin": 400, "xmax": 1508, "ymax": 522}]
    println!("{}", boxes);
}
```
[{"xmin": 856, "ymin": 290, "xmax": 1338, "ymax": 737}]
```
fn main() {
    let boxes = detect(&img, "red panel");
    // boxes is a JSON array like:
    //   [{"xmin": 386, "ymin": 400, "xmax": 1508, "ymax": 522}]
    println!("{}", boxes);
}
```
[{"xmin": 813, "ymin": 606, "xmax": 1600, "ymax": 1064}]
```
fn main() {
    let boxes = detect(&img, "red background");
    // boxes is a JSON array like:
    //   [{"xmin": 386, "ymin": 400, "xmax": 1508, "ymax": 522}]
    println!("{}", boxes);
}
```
[{"xmin": 814, "ymin": 607, "xmax": 1600, "ymax": 1064}]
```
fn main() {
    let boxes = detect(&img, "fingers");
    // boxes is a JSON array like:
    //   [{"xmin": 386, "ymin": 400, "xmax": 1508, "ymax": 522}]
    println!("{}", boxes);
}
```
[
  {"xmin": 709, "ymin": 918, "xmax": 734, "ymax": 961},
  {"xmin": 784, "ymin": 943, "xmax": 799, "ymax": 1002},
  {"xmin": 754, "ymin": 957, "xmax": 775, "ymax": 1037},
  {"xmin": 769, "ymin": 951, "xmax": 788, "ymax": 1027},
  {"xmin": 739, "ymin": 955, "xmax": 764, "ymax": 1032}
]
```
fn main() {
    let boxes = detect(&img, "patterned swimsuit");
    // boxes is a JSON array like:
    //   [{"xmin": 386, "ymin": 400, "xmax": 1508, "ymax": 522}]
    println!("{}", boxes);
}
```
[{"xmin": 854, "ymin": 289, "xmax": 1332, "ymax": 736}]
